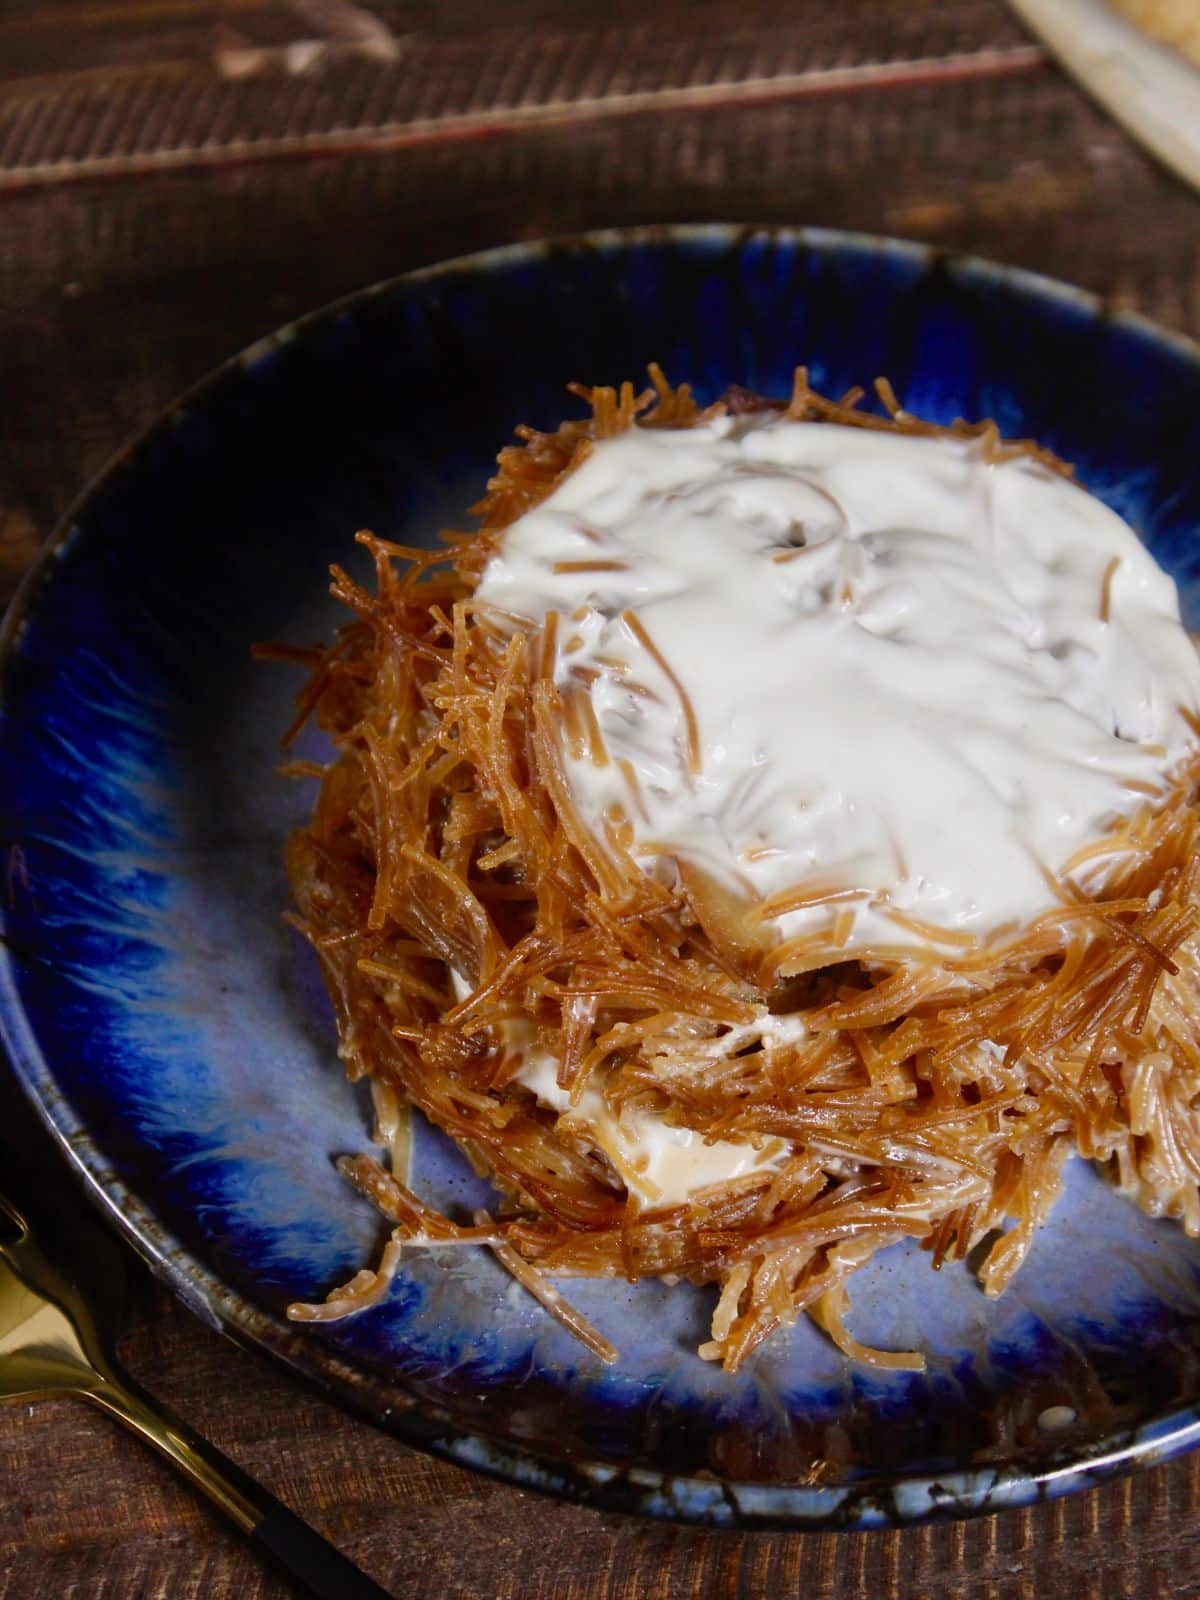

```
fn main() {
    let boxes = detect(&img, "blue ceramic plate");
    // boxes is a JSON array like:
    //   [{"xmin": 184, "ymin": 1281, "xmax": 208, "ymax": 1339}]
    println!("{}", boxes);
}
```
[{"xmin": 5, "ymin": 227, "xmax": 1200, "ymax": 1529}]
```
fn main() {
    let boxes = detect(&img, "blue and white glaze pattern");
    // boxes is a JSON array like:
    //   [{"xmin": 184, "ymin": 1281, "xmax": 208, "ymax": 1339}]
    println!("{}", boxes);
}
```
[{"xmin": 5, "ymin": 228, "xmax": 1200, "ymax": 1527}]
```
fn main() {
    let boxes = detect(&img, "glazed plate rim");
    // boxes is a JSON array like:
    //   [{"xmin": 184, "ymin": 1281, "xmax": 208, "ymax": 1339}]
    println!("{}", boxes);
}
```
[{"xmin": 6, "ymin": 223, "xmax": 1200, "ymax": 1530}]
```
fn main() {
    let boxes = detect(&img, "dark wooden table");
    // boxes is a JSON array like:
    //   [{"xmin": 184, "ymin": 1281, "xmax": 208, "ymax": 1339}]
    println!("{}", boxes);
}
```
[{"xmin": 3, "ymin": 3, "xmax": 1200, "ymax": 1595}]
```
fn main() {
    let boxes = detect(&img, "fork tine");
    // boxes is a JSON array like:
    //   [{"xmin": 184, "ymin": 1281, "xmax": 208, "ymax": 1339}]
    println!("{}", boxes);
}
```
[{"xmin": 0, "ymin": 1192, "xmax": 29, "ymax": 1242}]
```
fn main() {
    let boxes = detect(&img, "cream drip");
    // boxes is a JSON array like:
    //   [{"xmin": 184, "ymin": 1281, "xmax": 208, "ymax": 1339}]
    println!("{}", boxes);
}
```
[{"xmin": 447, "ymin": 971, "xmax": 792, "ymax": 1207}]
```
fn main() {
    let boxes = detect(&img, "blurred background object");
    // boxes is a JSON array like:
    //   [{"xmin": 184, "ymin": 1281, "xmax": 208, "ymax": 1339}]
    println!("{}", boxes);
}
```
[
  {"xmin": 1013, "ymin": 0, "xmax": 1200, "ymax": 191},
  {"xmin": 1111, "ymin": 0, "xmax": 1200, "ymax": 66},
  {"xmin": 3, "ymin": 3, "xmax": 1200, "ymax": 1596}
]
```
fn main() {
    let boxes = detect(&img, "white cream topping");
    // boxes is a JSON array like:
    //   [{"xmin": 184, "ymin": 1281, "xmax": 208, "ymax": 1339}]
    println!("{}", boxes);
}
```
[{"xmin": 476, "ymin": 415, "xmax": 1200, "ymax": 955}]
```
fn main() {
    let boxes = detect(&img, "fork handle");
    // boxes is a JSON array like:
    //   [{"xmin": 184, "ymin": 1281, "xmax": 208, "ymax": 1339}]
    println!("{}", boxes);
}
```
[{"xmin": 85, "ymin": 1371, "xmax": 395, "ymax": 1600}]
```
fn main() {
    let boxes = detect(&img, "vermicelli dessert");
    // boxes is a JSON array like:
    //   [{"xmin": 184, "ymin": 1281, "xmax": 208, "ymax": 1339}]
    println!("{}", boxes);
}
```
[{"xmin": 274, "ymin": 369, "xmax": 1200, "ymax": 1370}]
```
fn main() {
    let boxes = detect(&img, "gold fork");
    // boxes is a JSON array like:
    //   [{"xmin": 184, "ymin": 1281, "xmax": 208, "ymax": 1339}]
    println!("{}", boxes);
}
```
[{"xmin": 0, "ymin": 1189, "xmax": 394, "ymax": 1599}]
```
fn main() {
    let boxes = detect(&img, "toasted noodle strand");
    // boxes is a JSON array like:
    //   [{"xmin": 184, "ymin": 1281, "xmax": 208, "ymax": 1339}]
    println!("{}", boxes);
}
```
[
  {"xmin": 279, "ymin": 368, "xmax": 1200, "ymax": 1371},
  {"xmin": 473, "ymin": 1211, "xmax": 619, "ymax": 1363}
]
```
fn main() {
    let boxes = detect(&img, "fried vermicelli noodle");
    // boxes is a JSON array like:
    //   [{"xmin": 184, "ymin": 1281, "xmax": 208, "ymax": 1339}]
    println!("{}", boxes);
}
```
[{"xmin": 272, "ymin": 368, "xmax": 1200, "ymax": 1371}]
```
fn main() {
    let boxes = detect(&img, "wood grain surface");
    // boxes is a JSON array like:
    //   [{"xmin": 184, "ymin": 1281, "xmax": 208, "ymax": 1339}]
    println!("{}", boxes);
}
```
[{"xmin": 3, "ymin": 2, "xmax": 1200, "ymax": 1595}]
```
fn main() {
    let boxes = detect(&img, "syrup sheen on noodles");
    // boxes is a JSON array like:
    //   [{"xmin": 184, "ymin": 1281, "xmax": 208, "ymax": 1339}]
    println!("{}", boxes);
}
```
[{"xmin": 276, "ymin": 369, "xmax": 1200, "ymax": 1374}]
